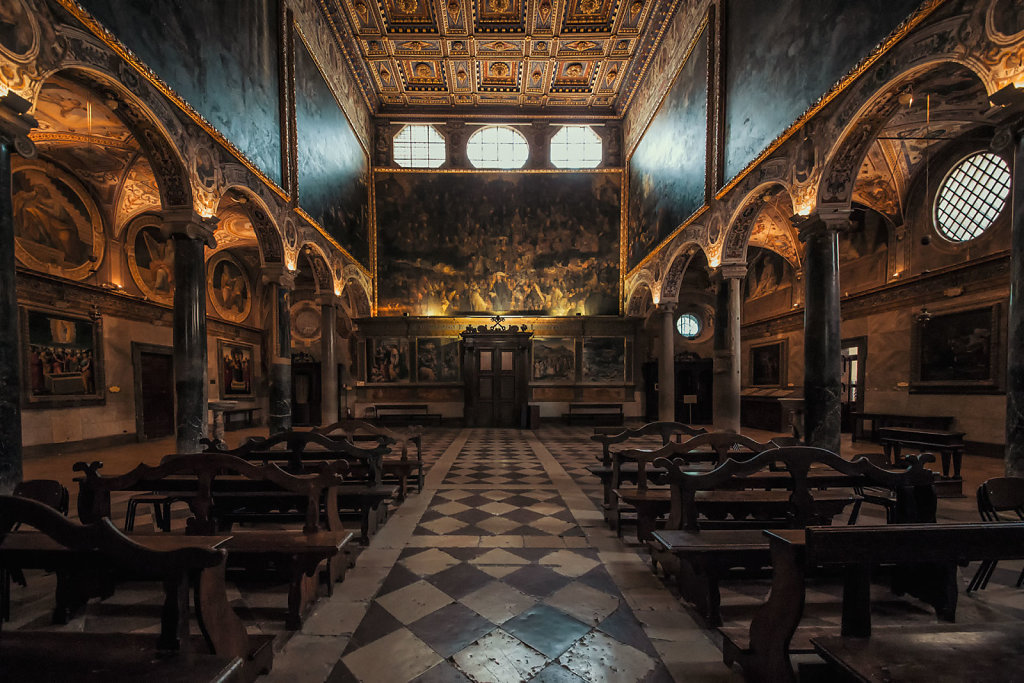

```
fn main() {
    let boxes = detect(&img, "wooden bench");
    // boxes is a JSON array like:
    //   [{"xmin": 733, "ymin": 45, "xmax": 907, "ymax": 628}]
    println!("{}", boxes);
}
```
[
  {"xmin": 373, "ymin": 404, "xmax": 442, "ymax": 426},
  {"xmin": 879, "ymin": 426, "xmax": 966, "ymax": 483},
  {"xmin": 0, "ymin": 495, "xmax": 273, "ymax": 682},
  {"xmin": 314, "ymin": 420, "xmax": 424, "ymax": 500},
  {"xmin": 224, "ymin": 407, "xmax": 259, "ymax": 431},
  {"xmin": 851, "ymin": 412, "xmax": 954, "ymax": 442},
  {"xmin": 650, "ymin": 447, "xmax": 936, "ymax": 627},
  {"xmin": 565, "ymin": 402, "xmax": 624, "ymax": 426},
  {"xmin": 75, "ymin": 454, "xmax": 354, "ymax": 629}
]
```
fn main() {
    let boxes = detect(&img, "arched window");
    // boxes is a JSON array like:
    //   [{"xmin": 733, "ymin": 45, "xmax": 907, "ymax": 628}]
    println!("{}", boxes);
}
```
[
  {"xmin": 550, "ymin": 125, "xmax": 603, "ymax": 168},
  {"xmin": 934, "ymin": 151, "xmax": 1011, "ymax": 243},
  {"xmin": 393, "ymin": 124, "xmax": 446, "ymax": 168},
  {"xmin": 466, "ymin": 126, "xmax": 529, "ymax": 169},
  {"xmin": 676, "ymin": 313, "xmax": 701, "ymax": 339}
]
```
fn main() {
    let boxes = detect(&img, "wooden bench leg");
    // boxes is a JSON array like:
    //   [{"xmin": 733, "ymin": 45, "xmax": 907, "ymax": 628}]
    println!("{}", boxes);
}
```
[
  {"xmin": 193, "ymin": 562, "xmax": 249, "ymax": 659},
  {"xmin": 285, "ymin": 556, "xmax": 323, "ymax": 630},
  {"xmin": 676, "ymin": 558, "xmax": 722, "ymax": 627}
]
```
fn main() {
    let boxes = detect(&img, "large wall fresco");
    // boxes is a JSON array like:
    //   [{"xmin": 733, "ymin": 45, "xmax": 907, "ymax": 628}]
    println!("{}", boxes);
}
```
[
  {"xmin": 375, "ymin": 171, "xmax": 621, "ymax": 317},
  {"xmin": 626, "ymin": 24, "xmax": 708, "ymax": 271},
  {"xmin": 294, "ymin": 36, "xmax": 370, "ymax": 267},
  {"xmin": 77, "ymin": 0, "xmax": 283, "ymax": 186},
  {"xmin": 723, "ymin": 0, "xmax": 923, "ymax": 184}
]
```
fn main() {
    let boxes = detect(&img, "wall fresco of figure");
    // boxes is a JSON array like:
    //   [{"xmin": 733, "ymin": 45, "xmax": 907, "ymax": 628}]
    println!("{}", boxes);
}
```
[
  {"xmin": 78, "ymin": 0, "xmax": 283, "ymax": 186},
  {"xmin": 294, "ymin": 35, "xmax": 370, "ymax": 267},
  {"xmin": 627, "ymin": 24, "xmax": 708, "ymax": 271},
  {"xmin": 375, "ymin": 171, "xmax": 621, "ymax": 317}
]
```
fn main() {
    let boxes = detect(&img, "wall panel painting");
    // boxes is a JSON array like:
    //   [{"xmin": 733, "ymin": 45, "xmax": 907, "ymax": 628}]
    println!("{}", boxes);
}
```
[
  {"xmin": 375, "ymin": 171, "xmax": 621, "ymax": 316},
  {"xmin": 21, "ymin": 307, "xmax": 104, "ymax": 407},
  {"xmin": 533, "ymin": 338, "xmax": 576, "ymax": 383},
  {"xmin": 416, "ymin": 337, "xmax": 460, "ymax": 382},
  {"xmin": 627, "ymin": 24, "xmax": 708, "ymax": 270},
  {"xmin": 218, "ymin": 340, "xmax": 255, "ymax": 399},
  {"xmin": 294, "ymin": 34, "xmax": 370, "ymax": 266},
  {"xmin": 582, "ymin": 337, "xmax": 625, "ymax": 384},
  {"xmin": 367, "ymin": 337, "xmax": 411, "ymax": 383},
  {"xmin": 912, "ymin": 304, "xmax": 1003, "ymax": 393}
]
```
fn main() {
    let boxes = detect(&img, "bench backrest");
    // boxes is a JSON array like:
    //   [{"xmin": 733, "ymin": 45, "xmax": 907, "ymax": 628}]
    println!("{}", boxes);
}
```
[
  {"xmin": 978, "ymin": 477, "xmax": 1024, "ymax": 522},
  {"xmin": 75, "ymin": 453, "xmax": 349, "ymax": 534},
  {"xmin": 590, "ymin": 421, "xmax": 709, "ymax": 466},
  {"xmin": 656, "ymin": 446, "xmax": 936, "ymax": 530},
  {"xmin": 313, "ymin": 420, "xmax": 422, "ymax": 460},
  {"xmin": 616, "ymin": 431, "xmax": 773, "ymax": 492},
  {"xmin": 204, "ymin": 429, "xmax": 389, "ymax": 481},
  {"xmin": 805, "ymin": 522, "xmax": 1024, "ymax": 565}
]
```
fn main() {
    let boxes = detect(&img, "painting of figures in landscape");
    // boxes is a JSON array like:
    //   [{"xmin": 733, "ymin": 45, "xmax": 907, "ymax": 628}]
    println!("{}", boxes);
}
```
[
  {"xmin": 368, "ymin": 337, "xmax": 411, "ymax": 383},
  {"xmin": 22, "ymin": 308, "xmax": 103, "ymax": 406},
  {"xmin": 583, "ymin": 337, "xmax": 625, "ymax": 383},
  {"xmin": 913, "ymin": 305, "xmax": 1001, "ymax": 392},
  {"xmin": 533, "ymin": 338, "xmax": 575, "ymax": 382},
  {"xmin": 218, "ymin": 340, "xmax": 254, "ymax": 399},
  {"xmin": 376, "ymin": 172, "xmax": 620, "ymax": 316},
  {"xmin": 416, "ymin": 338, "xmax": 460, "ymax": 382}
]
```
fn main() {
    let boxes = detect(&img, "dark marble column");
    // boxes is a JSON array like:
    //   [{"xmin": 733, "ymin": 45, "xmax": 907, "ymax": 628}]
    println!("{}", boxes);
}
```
[
  {"xmin": 1003, "ymin": 116, "xmax": 1024, "ymax": 477},
  {"xmin": 263, "ymin": 265, "xmax": 295, "ymax": 433},
  {"xmin": 713, "ymin": 265, "xmax": 746, "ymax": 432},
  {"xmin": 658, "ymin": 303, "xmax": 676, "ymax": 422},
  {"xmin": 166, "ymin": 212, "xmax": 216, "ymax": 454},
  {"xmin": 0, "ymin": 94, "xmax": 36, "ymax": 493},
  {"xmin": 797, "ymin": 213, "xmax": 846, "ymax": 454},
  {"xmin": 317, "ymin": 292, "xmax": 339, "ymax": 427}
]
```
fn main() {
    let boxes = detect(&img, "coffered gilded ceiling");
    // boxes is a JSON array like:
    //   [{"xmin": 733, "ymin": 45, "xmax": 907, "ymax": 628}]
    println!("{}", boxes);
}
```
[{"xmin": 319, "ymin": 0, "xmax": 680, "ymax": 115}]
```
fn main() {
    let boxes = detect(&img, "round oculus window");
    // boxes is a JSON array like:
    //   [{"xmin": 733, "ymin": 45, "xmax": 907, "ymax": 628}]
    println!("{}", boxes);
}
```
[{"xmin": 934, "ymin": 152, "xmax": 1011, "ymax": 243}]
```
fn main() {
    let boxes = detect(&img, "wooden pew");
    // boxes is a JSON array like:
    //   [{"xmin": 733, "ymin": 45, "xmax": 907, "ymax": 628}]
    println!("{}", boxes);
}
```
[
  {"xmin": 566, "ymin": 402, "xmax": 624, "ymax": 425},
  {"xmin": 313, "ymin": 420, "xmax": 424, "ymax": 500},
  {"xmin": 75, "ymin": 454, "xmax": 354, "ymax": 629},
  {"xmin": 650, "ymin": 447, "xmax": 936, "ymax": 627},
  {"xmin": 0, "ymin": 495, "xmax": 273, "ymax": 682}
]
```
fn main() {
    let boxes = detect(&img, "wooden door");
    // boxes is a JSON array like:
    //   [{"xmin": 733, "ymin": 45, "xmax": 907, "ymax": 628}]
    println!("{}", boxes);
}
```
[
  {"xmin": 134, "ymin": 345, "xmax": 174, "ymax": 440},
  {"xmin": 462, "ymin": 330, "xmax": 531, "ymax": 428},
  {"xmin": 292, "ymin": 362, "xmax": 322, "ymax": 427}
]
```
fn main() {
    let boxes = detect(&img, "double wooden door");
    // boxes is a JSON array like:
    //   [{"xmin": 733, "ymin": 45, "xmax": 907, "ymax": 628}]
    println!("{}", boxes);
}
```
[{"xmin": 461, "ymin": 330, "xmax": 531, "ymax": 428}]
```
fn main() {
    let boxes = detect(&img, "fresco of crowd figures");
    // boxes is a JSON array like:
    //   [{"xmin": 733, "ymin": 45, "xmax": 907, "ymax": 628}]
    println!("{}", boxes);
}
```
[
  {"xmin": 627, "ymin": 25, "xmax": 708, "ymax": 271},
  {"xmin": 367, "ymin": 337, "xmax": 411, "ymax": 383},
  {"xmin": 416, "ymin": 338, "xmax": 460, "ymax": 382},
  {"xmin": 295, "ymin": 36, "xmax": 370, "ymax": 266},
  {"xmin": 582, "ymin": 337, "xmax": 625, "ymax": 383},
  {"xmin": 22, "ymin": 308, "xmax": 103, "ymax": 406},
  {"xmin": 533, "ymin": 338, "xmax": 575, "ymax": 383},
  {"xmin": 78, "ymin": 0, "xmax": 283, "ymax": 186},
  {"xmin": 375, "ymin": 172, "xmax": 621, "ymax": 316},
  {"xmin": 12, "ymin": 159, "xmax": 105, "ymax": 281},
  {"xmin": 724, "ymin": 0, "xmax": 922, "ymax": 182},
  {"xmin": 218, "ymin": 340, "xmax": 255, "ymax": 399}
]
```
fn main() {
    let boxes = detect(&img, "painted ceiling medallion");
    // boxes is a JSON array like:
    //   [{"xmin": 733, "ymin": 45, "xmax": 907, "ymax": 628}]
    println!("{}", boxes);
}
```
[
  {"xmin": 490, "ymin": 62, "xmax": 510, "ymax": 77},
  {"xmin": 395, "ymin": 0, "xmax": 418, "ymax": 13},
  {"xmin": 565, "ymin": 40, "xmax": 597, "ymax": 52},
  {"xmin": 580, "ymin": 0, "xmax": 600, "ymax": 14},
  {"xmin": 538, "ymin": 0, "xmax": 551, "ymax": 21}
]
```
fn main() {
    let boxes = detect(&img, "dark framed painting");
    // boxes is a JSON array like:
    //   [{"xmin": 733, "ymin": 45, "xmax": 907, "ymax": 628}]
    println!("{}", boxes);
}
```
[
  {"xmin": 367, "ymin": 337, "xmax": 411, "ymax": 383},
  {"xmin": 21, "ymin": 307, "xmax": 105, "ymax": 408},
  {"xmin": 750, "ymin": 340, "xmax": 786, "ymax": 387},
  {"xmin": 416, "ymin": 337, "xmax": 460, "ymax": 383},
  {"xmin": 533, "ymin": 338, "xmax": 576, "ymax": 383},
  {"xmin": 218, "ymin": 339, "xmax": 255, "ymax": 399},
  {"xmin": 911, "ymin": 304, "xmax": 1003, "ymax": 393},
  {"xmin": 583, "ymin": 337, "xmax": 626, "ymax": 384}
]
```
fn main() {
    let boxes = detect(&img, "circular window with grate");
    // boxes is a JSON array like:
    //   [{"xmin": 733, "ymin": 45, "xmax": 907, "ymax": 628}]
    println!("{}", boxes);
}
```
[
  {"xmin": 933, "ymin": 152, "xmax": 1011, "ymax": 243},
  {"xmin": 676, "ymin": 313, "xmax": 701, "ymax": 339}
]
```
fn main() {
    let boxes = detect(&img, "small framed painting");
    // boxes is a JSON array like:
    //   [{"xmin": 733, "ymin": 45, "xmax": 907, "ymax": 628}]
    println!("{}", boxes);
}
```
[
  {"xmin": 582, "ymin": 337, "xmax": 626, "ymax": 384},
  {"xmin": 416, "ymin": 337, "xmax": 460, "ymax": 382},
  {"xmin": 21, "ymin": 307, "xmax": 105, "ymax": 408},
  {"xmin": 750, "ymin": 340, "xmax": 786, "ymax": 387},
  {"xmin": 218, "ymin": 339, "xmax": 255, "ymax": 399},
  {"xmin": 532, "ymin": 338, "xmax": 575, "ymax": 383},
  {"xmin": 367, "ymin": 337, "xmax": 411, "ymax": 383},
  {"xmin": 911, "ymin": 304, "xmax": 1003, "ymax": 393}
]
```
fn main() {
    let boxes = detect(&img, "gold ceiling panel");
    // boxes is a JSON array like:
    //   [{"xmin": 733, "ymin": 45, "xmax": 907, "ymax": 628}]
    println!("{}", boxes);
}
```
[{"xmin": 326, "ymin": 0, "xmax": 680, "ymax": 114}]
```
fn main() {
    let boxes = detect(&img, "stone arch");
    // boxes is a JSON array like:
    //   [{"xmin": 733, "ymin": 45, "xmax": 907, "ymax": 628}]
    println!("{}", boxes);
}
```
[
  {"xmin": 721, "ymin": 182, "xmax": 794, "ymax": 263},
  {"xmin": 297, "ymin": 241, "xmax": 334, "ymax": 293},
  {"xmin": 341, "ymin": 277, "xmax": 372, "ymax": 318},
  {"xmin": 221, "ymin": 185, "xmax": 284, "ymax": 265},
  {"xmin": 658, "ymin": 242, "xmax": 707, "ymax": 304},
  {"xmin": 625, "ymin": 282, "xmax": 654, "ymax": 318}
]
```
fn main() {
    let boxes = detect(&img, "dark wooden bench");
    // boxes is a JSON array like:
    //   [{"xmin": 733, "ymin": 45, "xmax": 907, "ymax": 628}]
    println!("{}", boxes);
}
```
[
  {"xmin": 224, "ymin": 407, "xmax": 259, "ymax": 431},
  {"xmin": 851, "ymin": 412, "xmax": 954, "ymax": 442},
  {"xmin": 75, "ymin": 454, "xmax": 354, "ymax": 629},
  {"xmin": 373, "ymin": 403, "xmax": 442, "ymax": 426},
  {"xmin": 0, "ymin": 495, "xmax": 273, "ymax": 682},
  {"xmin": 314, "ymin": 420, "xmax": 424, "ymax": 500},
  {"xmin": 565, "ymin": 402, "xmax": 624, "ymax": 426},
  {"xmin": 650, "ymin": 447, "xmax": 936, "ymax": 627},
  {"xmin": 879, "ymin": 426, "xmax": 966, "ymax": 483}
]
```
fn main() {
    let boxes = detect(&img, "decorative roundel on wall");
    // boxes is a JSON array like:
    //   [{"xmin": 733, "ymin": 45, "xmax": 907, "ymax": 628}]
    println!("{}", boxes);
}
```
[
  {"xmin": 291, "ymin": 299, "xmax": 322, "ymax": 344},
  {"xmin": 284, "ymin": 217, "xmax": 299, "ymax": 249},
  {"xmin": 206, "ymin": 252, "xmax": 253, "ymax": 323},
  {"xmin": 0, "ymin": 0, "xmax": 39, "ymax": 61},
  {"xmin": 706, "ymin": 217, "xmax": 722, "ymax": 245},
  {"xmin": 126, "ymin": 218, "xmax": 174, "ymax": 303}
]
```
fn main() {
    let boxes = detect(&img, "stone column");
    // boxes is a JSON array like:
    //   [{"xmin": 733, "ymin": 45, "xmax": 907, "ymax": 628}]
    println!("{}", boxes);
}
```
[
  {"xmin": 317, "ymin": 292, "xmax": 339, "ymax": 426},
  {"xmin": 713, "ymin": 265, "xmax": 745, "ymax": 432},
  {"xmin": 263, "ymin": 265, "xmax": 295, "ymax": 433},
  {"xmin": 797, "ymin": 212, "xmax": 846, "ymax": 454},
  {"xmin": 0, "ymin": 92, "xmax": 36, "ymax": 493},
  {"xmin": 658, "ymin": 303, "xmax": 676, "ymax": 422},
  {"xmin": 165, "ymin": 210, "xmax": 216, "ymax": 454},
  {"xmin": 1002, "ymin": 116, "xmax": 1024, "ymax": 477}
]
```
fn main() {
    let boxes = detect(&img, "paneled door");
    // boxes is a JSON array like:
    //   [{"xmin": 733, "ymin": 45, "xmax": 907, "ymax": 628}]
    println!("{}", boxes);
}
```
[
  {"xmin": 132, "ymin": 343, "xmax": 174, "ymax": 440},
  {"xmin": 461, "ymin": 329, "xmax": 531, "ymax": 427}
]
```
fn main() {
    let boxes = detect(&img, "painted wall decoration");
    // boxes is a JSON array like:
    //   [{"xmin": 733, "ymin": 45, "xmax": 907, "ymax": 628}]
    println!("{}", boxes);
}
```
[
  {"xmin": 218, "ymin": 339, "xmax": 255, "ymax": 399},
  {"xmin": 375, "ymin": 171, "xmax": 621, "ymax": 316},
  {"xmin": 912, "ymin": 304, "xmax": 1003, "ymax": 393},
  {"xmin": 533, "ymin": 338, "xmax": 576, "ymax": 383},
  {"xmin": 291, "ymin": 299, "xmax": 322, "ymax": 344},
  {"xmin": 207, "ymin": 253, "xmax": 253, "ymax": 324},
  {"xmin": 416, "ymin": 338, "xmax": 460, "ymax": 382},
  {"xmin": 582, "ymin": 337, "xmax": 625, "ymax": 383},
  {"xmin": 627, "ymin": 24, "xmax": 708, "ymax": 270},
  {"xmin": 367, "ymin": 337, "xmax": 411, "ymax": 383},
  {"xmin": 21, "ymin": 307, "xmax": 104, "ymax": 407},
  {"xmin": 77, "ymin": 0, "xmax": 283, "ymax": 186},
  {"xmin": 723, "ymin": 0, "xmax": 922, "ymax": 183},
  {"xmin": 12, "ymin": 158, "xmax": 105, "ymax": 282},
  {"xmin": 126, "ymin": 220, "xmax": 175, "ymax": 304},
  {"xmin": 0, "ymin": 0, "xmax": 35, "ymax": 59},
  {"xmin": 750, "ymin": 340, "xmax": 786, "ymax": 387},
  {"xmin": 744, "ymin": 248, "xmax": 791, "ymax": 301},
  {"xmin": 295, "ymin": 34, "xmax": 370, "ymax": 266}
]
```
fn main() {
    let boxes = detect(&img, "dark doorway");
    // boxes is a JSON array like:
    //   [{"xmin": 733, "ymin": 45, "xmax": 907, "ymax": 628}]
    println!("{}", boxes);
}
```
[
  {"xmin": 462, "ymin": 332, "xmax": 529, "ymax": 428},
  {"xmin": 292, "ymin": 362, "xmax": 322, "ymax": 426},
  {"xmin": 132, "ymin": 343, "xmax": 174, "ymax": 440},
  {"xmin": 676, "ymin": 358, "xmax": 714, "ymax": 425},
  {"xmin": 841, "ymin": 337, "xmax": 867, "ymax": 433}
]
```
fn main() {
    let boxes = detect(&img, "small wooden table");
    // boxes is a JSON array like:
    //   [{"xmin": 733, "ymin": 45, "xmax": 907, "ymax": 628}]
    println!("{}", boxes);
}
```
[{"xmin": 878, "ymin": 426, "xmax": 965, "ymax": 481}]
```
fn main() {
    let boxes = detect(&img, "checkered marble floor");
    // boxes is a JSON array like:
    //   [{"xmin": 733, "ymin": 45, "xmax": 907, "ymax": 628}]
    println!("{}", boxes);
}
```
[{"xmin": 416, "ymin": 489, "xmax": 584, "ymax": 537}]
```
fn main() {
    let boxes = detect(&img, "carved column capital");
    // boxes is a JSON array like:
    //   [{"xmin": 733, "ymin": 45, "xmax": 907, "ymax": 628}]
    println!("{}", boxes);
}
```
[
  {"xmin": 261, "ymin": 263, "xmax": 296, "ymax": 290},
  {"xmin": 794, "ymin": 210, "xmax": 851, "ymax": 242},
  {"xmin": 315, "ymin": 291, "xmax": 341, "ymax": 308},
  {"xmin": 656, "ymin": 302, "xmax": 677, "ymax": 314},
  {"xmin": 160, "ymin": 207, "xmax": 218, "ymax": 247},
  {"xmin": 719, "ymin": 263, "xmax": 747, "ymax": 280},
  {"xmin": 0, "ymin": 90, "xmax": 38, "ymax": 158}
]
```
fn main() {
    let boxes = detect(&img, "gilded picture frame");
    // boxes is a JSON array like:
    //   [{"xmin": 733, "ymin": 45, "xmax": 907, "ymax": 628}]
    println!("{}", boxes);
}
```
[
  {"xmin": 21, "ymin": 306, "xmax": 105, "ymax": 408},
  {"xmin": 218, "ymin": 339, "xmax": 256, "ymax": 399}
]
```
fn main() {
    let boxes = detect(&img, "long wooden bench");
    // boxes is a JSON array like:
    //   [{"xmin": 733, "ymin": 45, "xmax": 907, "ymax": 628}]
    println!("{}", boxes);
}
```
[
  {"xmin": 0, "ymin": 495, "xmax": 273, "ymax": 682},
  {"xmin": 565, "ymin": 402, "xmax": 624, "ymax": 426},
  {"xmin": 313, "ymin": 420, "xmax": 424, "ymax": 500},
  {"xmin": 373, "ymin": 403, "xmax": 442, "ymax": 426},
  {"xmin": 851, "ymin": 412, "xmax": 954, "ymax": 442},
  {"xmin": 75, "ymin": 454, "xmax": 354, "ymax": 629}
]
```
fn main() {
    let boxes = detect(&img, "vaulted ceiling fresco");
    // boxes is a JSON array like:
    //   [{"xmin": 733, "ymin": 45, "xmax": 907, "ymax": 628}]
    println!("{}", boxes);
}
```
[{"xmin": 321, "ymin": 0, "xmax": 678, "ymax": 114}]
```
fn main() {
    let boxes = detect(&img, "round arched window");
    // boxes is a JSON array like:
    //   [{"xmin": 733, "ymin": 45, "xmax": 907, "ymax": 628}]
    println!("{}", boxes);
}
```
[
  {"xmin": 393, "ymin": 124, "xmax": 446, "ymax": 168},
  {"xmin": 934, "ymin": 152, "xmax": 1011, "ymax": 243},
  {"xmin": 676, "ymin": 313, "xmax": 701, "ymax": 339},
  {"xmin": 466, "ymin": 126, "xmax": 529, "ymax": 169},
  {"xmin": 550, "ymin": 125, "xmax": 603, "ymax": 168}
]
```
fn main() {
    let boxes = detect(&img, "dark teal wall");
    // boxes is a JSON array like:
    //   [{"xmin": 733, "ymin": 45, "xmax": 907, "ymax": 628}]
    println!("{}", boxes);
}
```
[{"xmin": 79, "ymin": 0, "xmax": 283, "ymax": 187}]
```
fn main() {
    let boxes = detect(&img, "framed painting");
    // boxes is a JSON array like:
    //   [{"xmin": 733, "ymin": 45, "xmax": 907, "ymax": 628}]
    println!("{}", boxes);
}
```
[
  {"xmin": 416, "ymin": 337, "xmax": 460, "ymax": 383},
  {"xmin": 583, "ymin": 337, "xmax": 626, "ymax": 384},
  {"xmin": 750, "ymin": 340, "xmax": 786, "ymax": 387},
  {"xmin": 21, "ymin": 307, "xmax": 105, "ymax": 408},
  {"xmin": 911, "ymin": 304, "xmax": 1003, "ymax": 393},
  {"xmin": 218, "ymin": 339, "xmax": 255, "ymax": 399},
  {"xmin": 367, "ymin": 337, "xmax": 411, "ymax": 383},
  {"xmin": 532, "ymin": 338, "xmax": 576, "ymax": 383}
]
